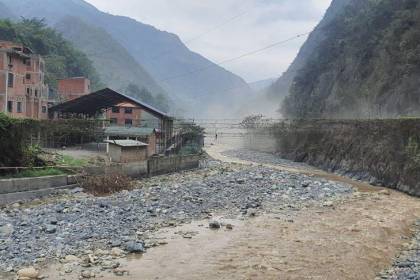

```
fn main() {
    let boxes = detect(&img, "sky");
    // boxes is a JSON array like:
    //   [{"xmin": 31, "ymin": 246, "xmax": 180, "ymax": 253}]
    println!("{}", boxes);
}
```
[{"xmin": 84, "ymin": 0, "xmax": 332, "ymax": 82}]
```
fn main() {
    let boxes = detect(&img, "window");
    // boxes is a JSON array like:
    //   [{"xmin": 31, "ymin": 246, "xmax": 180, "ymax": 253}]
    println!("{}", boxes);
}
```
[
  {"xmin": 8, "ymin": 55, "xmax": 12, "ymax": 65},
  {"xmin": 124, "ymin": 108, "xmax": 133, "ymax": 114},
  {"xmin": 25, "ymin": 59, "xmax": 31, "ymax": 66},
  {"xmin": 110, "ymin": 118, "xmax": 118, "ymax": 125},
  {"xmin": 7, "ymin": 101, "xmax": 13, "ymax": 113},
  {"xmin": 42, "ymin": 106, "xmax": 47, "ymax": 113},
  {"xmin": 125, "ymin": 119, "xmax": 133, "ymax": 126},
  {"xmin": 25, "ymin": 73, "xmax": 31, "ymax": 80},
  {"xmin": 17, "ymin": 102, "xmax": 22, "ymax": 113},
  {"xmin": 26, "ymin": 88, "xmax": 30, "ymax": 95},
  {"xmin": 112, "ymin": 107, "xmax": 120, "ymax": 113},
  {"xmin": 8, "ymin": 73, "xmax": 13, "ymax": 88},
  {"xmin": 34, "ymin": 89, "xmax": 38, "ymax": 97}
]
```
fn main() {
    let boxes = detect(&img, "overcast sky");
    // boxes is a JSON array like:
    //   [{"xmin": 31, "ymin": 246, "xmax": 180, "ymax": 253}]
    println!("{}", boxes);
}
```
[{"xmin": 84, "ymin": 0, "xmax": 332, "ymax": 82}]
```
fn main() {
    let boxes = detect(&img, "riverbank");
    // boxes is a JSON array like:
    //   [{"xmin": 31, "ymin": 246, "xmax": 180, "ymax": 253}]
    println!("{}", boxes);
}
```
[{"xmin": 1, "ymin": 147, "xmax": 420, "ymax": 279}]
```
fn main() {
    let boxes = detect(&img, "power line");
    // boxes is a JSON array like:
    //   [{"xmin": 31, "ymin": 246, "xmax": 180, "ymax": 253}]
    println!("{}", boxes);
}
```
[
  {"xmin": 159, "ymin": 32, "xmax": 310, "ymax": 83},
  {"xmin": 147, "ymin": 4, "xmax": 252, "ymax": 61},
  {"xmin": 184, "ymin": 9, "xmax": 251, "ymax": 44}
]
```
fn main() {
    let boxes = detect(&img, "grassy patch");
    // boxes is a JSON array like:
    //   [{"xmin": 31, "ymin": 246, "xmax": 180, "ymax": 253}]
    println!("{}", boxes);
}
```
[
  {"xmin": 57, "ymin": 155, "xmax": 89, "ymax": 167},
  {"xmin": 0, "ymin": 168, "xmax": 66, "ymax": 179}
]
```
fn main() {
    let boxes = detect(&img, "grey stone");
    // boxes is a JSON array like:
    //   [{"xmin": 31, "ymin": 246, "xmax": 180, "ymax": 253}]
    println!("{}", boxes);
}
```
[
  {"xmin": 125, "ymin": 241, "xmax": 145, "ymax": 253},
  {"xmin": 0, "ymin": 224, "xmax": 14, "ymax": 238},
  {"xmin": 209, "ymin": 220, "xmax": 221, "ymax": 229},
  {"xmin": 44, "ymin": 225, "xmax": 57, "ymax": 234}
]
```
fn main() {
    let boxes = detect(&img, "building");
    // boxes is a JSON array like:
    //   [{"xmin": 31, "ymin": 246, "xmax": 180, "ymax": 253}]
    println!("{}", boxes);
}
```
[
  {"xmin": 104, "ymin": 126, "xmax": 159, "ymax": 156},
  {"xmin": 0, "ymin": 41, "xmax": 49, "ymax": 119},
  {"xmin": 105, "ymin": 102, "xmax": 143, "ymax": 127},
  {"xmin": 57, "ymin": 77, "xmax": 90, "ymax": 102},
  {"xmin": 50, "ymin": 88, "xmax": 174, "ymax": 155},
  {"xmin": 105, "ymin": 140, "xmax": 149, "ymax": 163}
]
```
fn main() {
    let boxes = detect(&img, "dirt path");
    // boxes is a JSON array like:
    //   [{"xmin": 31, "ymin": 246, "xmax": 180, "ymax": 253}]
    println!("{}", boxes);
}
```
[{"xmin": 30, "ymin": 144, "xmax": 420, "ymax": 279}]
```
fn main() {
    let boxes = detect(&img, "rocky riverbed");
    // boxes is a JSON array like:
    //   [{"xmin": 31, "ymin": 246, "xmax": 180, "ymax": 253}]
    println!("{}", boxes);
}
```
[
  {"xmin": 0, "ymin": 158, "xmax": 353, "ymax": 278},
  {"xmin": 222, "ymin": 148, "xmax": 314, "ymax": 170},
  {"xmin": 378, "ymin": 221, "xmax": 420, "ymax": 280}
]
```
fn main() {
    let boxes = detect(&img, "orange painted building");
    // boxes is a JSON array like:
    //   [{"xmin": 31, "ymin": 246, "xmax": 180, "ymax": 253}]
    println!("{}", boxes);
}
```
[
  {"xmin": 105, "ymin": 101, "xmax": 143, "ymax": 127},
  {"xmin": 57, "ymin": 77, "xmax": 91, "ymax": 101},
  {"xmin": 0, "ymin": 41, "xmax": 49, "ymax": 119}
]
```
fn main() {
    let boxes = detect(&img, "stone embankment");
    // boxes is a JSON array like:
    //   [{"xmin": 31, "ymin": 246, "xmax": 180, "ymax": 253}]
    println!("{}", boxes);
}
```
[
  {"xmin": 244, "ymin": 119, "xmax": 420, "ymax": 196},
  {"xmin": 0, "ymin": 158, "xmax": 352, "ymax": 279}
]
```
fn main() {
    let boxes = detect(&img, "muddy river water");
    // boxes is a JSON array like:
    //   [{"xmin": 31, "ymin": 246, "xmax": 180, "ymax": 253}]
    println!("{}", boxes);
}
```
[{"xmin": 30, "ymin": 144, "xmax": 420, "ymax": 280}]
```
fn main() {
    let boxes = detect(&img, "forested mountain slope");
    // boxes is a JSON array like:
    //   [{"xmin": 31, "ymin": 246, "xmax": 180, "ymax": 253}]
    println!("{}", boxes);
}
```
[
  {"xmin": 0, "ymin": 0, "xmax": 252, "ymax": 117},
  {"xmin": 54, "ymin": 16, "xmax": 169, "ymax": 111},
  {"xmin": 282, "ymin": 0, "xmax": 420, "ymax": 118},
  {"xmin": 266, "ymin": 0, "xmax": 352, "ymax": 105}
]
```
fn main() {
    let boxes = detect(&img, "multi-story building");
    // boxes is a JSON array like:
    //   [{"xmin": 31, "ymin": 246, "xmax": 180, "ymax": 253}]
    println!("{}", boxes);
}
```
[
  {"xmin": 57, "ymin": 77, "xmax": 91, "ymax": 102},
  {"xmin": 0, "ymin": 41, "xmax": 49, "ymax": 119},
  {"xmin": 106, "ymin": 102, "xmax": 144, "ymax": 127}
]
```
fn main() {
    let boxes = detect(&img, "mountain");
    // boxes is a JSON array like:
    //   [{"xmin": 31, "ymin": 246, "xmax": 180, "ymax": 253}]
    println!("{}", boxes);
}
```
[
  {"xmin": 54, "ymin": 16, "xmax": 168, "ymax": 109},
  {"xmin": 0, "ymin": 2, "xmax": 14, "ymax": 19},
  {"xmin": 282, "ymin": 0, "xmax": 420, "ymax": 118},
  {"xmin": 0, "ymin": 18, "xmax": 101, "ymax": 90},
  {"xmin": 266, "ymin": 0, "xmax": 352, "ymax": 106},
  {"xmin": 248, "ymin": 78, "xmax": 276, "ymax": 93},
  {"xmin": 0, "ymin": 0, "xmax": 253, "ymax": 117}
]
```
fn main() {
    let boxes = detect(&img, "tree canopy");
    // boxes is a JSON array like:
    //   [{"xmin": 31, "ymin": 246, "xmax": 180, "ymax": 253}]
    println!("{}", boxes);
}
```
[{"xmin": 0, "ymin": 18, "xmax": 102, "ymax": 90}]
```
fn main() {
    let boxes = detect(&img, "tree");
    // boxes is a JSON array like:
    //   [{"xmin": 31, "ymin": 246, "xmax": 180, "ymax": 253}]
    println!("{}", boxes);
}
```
[{"xmin": 0, "ymin": 18, "xmax": 102, "ymax": 90}]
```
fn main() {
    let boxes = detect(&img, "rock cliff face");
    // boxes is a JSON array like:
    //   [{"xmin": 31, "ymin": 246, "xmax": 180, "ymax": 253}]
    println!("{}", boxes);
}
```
[
  {"xmin": 266, "ymin": 0, "xmax": 352, "ymax": 107},
  {"xmin": 282, "ymin": 0, "xmax": 420, "ymax": 118}
]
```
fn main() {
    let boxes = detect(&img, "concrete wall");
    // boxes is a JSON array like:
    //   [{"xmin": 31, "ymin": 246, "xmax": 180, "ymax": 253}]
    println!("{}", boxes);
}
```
[
  {"xmin": 85, "ymin": 161, "xmax": 148, "ymax": 179},
  {"xmin": 0, "ymin": 175, "xmax": 78, "ymax": 205},
  {"xmin": 0, "ymin": 175, "xmax": 77, "ymax": 194},
  {"xmin": 0, "ymin": 154, "xmax": 201, "ymax": 205},
  {"xmin": 87, "ymin": 155, "xmax": 200, "ymax": 178},
  {"xmin": 148, "ymin": 154, "xmax": 201, "ymax": 176}
]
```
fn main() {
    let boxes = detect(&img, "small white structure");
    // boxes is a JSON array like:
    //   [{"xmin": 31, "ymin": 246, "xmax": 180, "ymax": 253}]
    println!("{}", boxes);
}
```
[{"xmin": 105, "ymin": 140, "xmax": 148, "ymax": 163}]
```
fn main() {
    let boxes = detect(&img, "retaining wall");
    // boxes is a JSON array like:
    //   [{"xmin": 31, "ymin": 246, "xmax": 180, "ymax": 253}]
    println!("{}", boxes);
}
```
[
  {"xmin": 0, "ymin": 175, "xmax": 78, "ymax": 205},
  {"xmin": 0, "ymin": 175, "xmax": 77, "ymax": 195},
  {"xmin": 85, "ymin": 161, "xmax": 148, "ymax": 178},
  {"xmin": 148, "ymin": 154, "xmax": 201, "ymax": 176},
  {"xmin": 244, "ymin": 119, "xmax": 420, "ymax": 196},
  {"xmin": 0, "ymin": 154, "xmax": 202, "ymax": 205}
]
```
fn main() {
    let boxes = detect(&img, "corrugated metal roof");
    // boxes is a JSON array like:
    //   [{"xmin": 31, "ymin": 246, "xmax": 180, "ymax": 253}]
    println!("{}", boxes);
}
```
[
  {"xmin": 49, "ymin": 88, "xmax": 172, "ymax": 119},
  {"xmin": 105, "ymin": 126, "xmax": 155, "ymax": 137},
  {"xmin": 105, "ymin": 140, "xmax": 149, "ymax": 147}
]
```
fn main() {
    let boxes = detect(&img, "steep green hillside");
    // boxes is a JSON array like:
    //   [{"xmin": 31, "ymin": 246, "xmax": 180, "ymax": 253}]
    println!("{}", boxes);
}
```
[
  {"xmin": 283, "ymin": 0, "xmax": 420, "ymax": 119},
  {"xmin": 0, "ymin": 0, "xmax": 253, "ymax": 117},
  {"xmin": 266, "ymin": 0, "xmax": 352, "ymax": 105},
  {"xmin": 0, "ymin": 18, "xmax": 101, "ymax": 90},
  {"xmin": 55, "ymin": 16, "xmax": 169, "ymax": 111}
]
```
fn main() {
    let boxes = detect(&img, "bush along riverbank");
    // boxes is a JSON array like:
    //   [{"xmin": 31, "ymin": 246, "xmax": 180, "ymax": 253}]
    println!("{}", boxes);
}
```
[{"xmin": 244, "ymin": 119, "xmax": 420, "ymax": 196}]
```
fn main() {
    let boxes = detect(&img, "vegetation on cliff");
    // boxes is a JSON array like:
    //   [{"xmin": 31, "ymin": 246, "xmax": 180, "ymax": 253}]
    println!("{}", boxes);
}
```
[
  {"xmin": 0, "ymin": 18, "xmax": 102, "ymax": 90},
  {"xmin": 55, "ymin": 16, "xmax": 170, "ymax": 111},
  {"xmin": 282, "ymin": 0, "xmax": 420, "ymax": 119}
]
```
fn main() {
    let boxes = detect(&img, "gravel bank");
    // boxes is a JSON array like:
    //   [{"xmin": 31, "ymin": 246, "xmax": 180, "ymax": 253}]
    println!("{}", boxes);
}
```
[
  {"xmin": 222, "ymin": 149, "xmax": 317, "ymax": 170},
  {"xmin": 378, "ymin": 221, "xmax": 420, "ymax": 280},
  {"xmin": 0, "ymin": 160, "xmax": 353, "ymax": 273}
]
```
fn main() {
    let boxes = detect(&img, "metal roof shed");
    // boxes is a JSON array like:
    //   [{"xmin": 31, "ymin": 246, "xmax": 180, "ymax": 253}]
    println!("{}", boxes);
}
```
[{"xmin": 105, "ymin": 140, "xmax": 149, "ymax": 163}]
